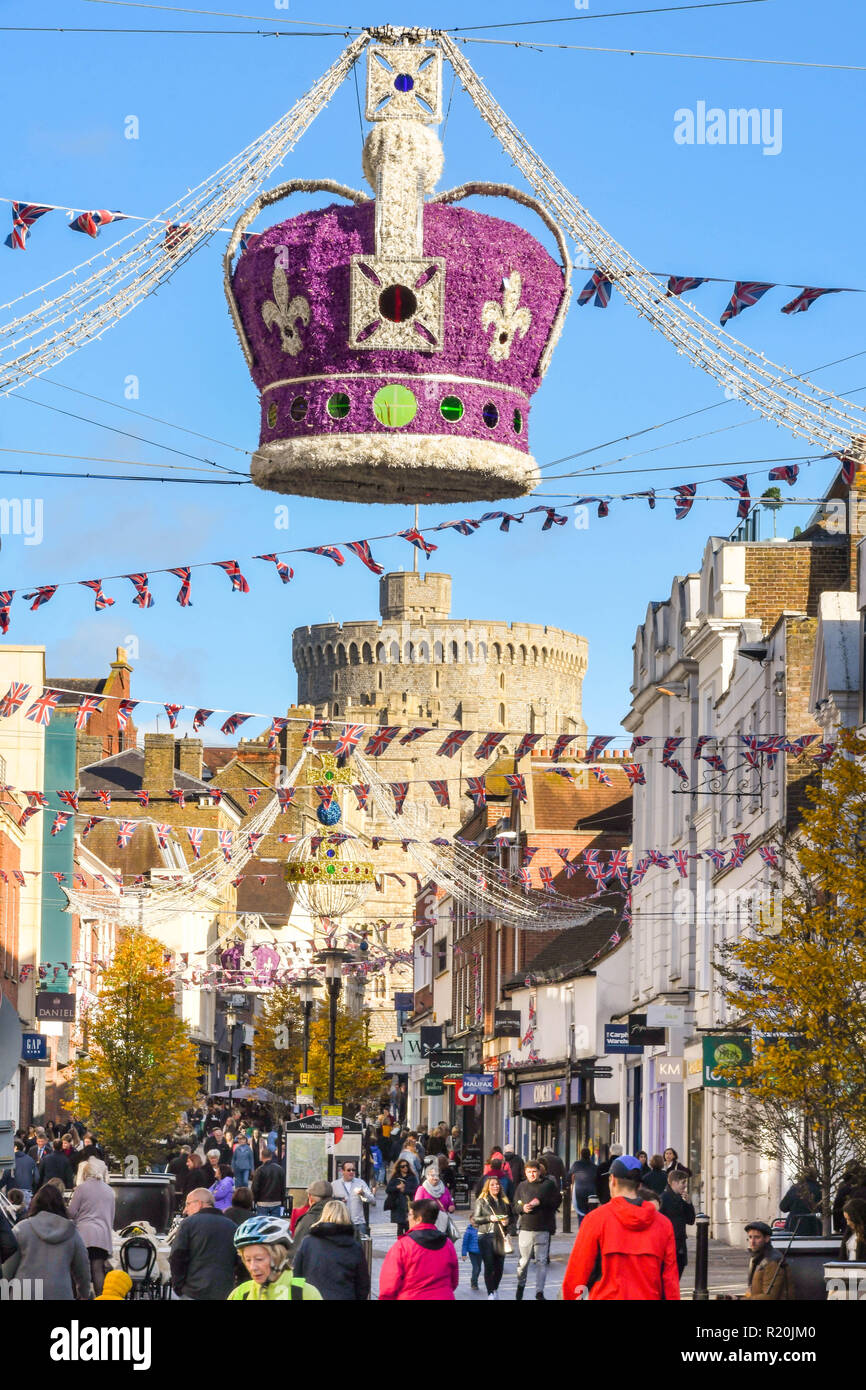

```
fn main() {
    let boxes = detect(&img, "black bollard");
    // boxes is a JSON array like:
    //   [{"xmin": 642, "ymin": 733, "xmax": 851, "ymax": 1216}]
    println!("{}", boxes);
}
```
[{"xmin": 693, "ymin": 1213, "xmax": 710, "ymax": 1300}]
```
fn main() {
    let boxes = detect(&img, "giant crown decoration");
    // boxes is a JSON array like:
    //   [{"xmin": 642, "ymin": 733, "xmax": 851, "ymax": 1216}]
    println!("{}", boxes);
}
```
[{"xmin": 224, "ymin": 39, "xmax": 572, "ymax": 505}]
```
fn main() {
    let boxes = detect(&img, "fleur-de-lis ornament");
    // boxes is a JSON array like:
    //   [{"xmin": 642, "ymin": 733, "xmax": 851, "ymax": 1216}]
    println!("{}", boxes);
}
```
[
  {"xmin": 261, "ymin": 262, "xmax": 310, "ymax": 356},
  {"xmin": 482, "ymin": 271, "xmax": 532, "ymax": 362}
]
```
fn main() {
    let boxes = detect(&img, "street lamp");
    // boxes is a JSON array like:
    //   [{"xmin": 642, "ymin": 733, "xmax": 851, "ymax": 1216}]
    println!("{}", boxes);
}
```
[
  {"xmin": 294, "ymin": 975, "xmax": 319, "ymax": 1075},
  {"xmin": 314, "ymin": 948, "xmax": 355, "ymax": 1107},
  {"xmin": 225, "ymin": 1005, "xmax": 239, "ymax": 1114}
]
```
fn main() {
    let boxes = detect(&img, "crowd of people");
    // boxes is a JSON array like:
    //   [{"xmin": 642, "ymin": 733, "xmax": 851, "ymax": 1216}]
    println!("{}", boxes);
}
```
[{"xmin": 4, "ymin": 1102, "xmax": 866, "ymax": 1301}]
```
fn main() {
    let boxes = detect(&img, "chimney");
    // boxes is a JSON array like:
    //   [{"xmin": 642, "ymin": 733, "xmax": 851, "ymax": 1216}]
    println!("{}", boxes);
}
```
[
  {"xmin": 175, "ymin": 736, "xmax": 203, "ymax": 780},
  {"xmin": 144, "ymin": 733, "xmax": 175, "ymax": 789},
  {"xmin": 76, "ymin": 735, "xmax": 103, "ymax": 779}
]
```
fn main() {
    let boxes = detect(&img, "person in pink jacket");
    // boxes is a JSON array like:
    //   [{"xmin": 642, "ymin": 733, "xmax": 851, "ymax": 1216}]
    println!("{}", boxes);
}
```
[{"xmin": 378, "ymin": 1197, "xmax": 459, "ymax": 1301}]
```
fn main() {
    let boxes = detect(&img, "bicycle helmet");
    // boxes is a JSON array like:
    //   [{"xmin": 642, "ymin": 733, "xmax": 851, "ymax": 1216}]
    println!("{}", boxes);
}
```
[{"xmin": 233, "ymin": 1215, "xmax": 293, "ymax": 1250}]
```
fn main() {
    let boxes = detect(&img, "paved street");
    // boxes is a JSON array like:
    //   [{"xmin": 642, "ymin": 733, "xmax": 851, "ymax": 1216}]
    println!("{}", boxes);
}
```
[{"xmin": 367, "ymin": 1201, "xmax": 751, "ymax": 1300}]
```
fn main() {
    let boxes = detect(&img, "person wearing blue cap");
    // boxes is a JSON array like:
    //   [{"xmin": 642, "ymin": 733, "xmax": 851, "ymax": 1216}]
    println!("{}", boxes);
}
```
[{"xmin": 562, "ymin": 1155, "xmax": 680, "ymax": 1301}]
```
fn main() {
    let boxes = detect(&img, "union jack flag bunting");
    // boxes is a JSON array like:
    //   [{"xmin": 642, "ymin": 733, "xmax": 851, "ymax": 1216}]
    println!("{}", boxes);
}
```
[
  {"xmin": 50, "ymin": 872, "xmax": 66, "ymax": 885},
  {"xmin": 590, "ymin": 766, "xmax": 613, "ymax": 786},
  {"xmin": 631, "ymin": 735, "xmax": 651, "ymax": 751},
  {"xmin": 623, "ymin": 763, "xmax": 646, "ymax": 787},
  {"xmin": 466, "ymin": 777, "xmax": 487, "ymax": 809},
  {"xmin": 365, "ymin": 726, "xmax": 400, "ymax": 756},
  {"xmin": 80, "ymin": 579, "xmax": 115, "ymax": 610},
  {"xmin": 785, "ymin": 734, "xmax": 817, "ymax": 757},
  {"xmin": 6, "ymin": 203, "xmax": 52, "ymax": 250},
  {"xmin": 527, "ymin": 506, "xmax": 568, "ymax": 531},
  {"xmin": 674, "ymin": 484, "xmax": 697, "ymax": 520},
  {"xmin": 514, "ymin": 733, "xmax": 542, "ymax": 760},
  {"xmin": 82, "ymin": 817, "xmax": 102, "ymax": 837},
  {"xmin": 434, "ymin": 518, "xmax": 481, "ymax": 536},
  {"xmin": 504, "ymin": 773, "xmax": 527, "ymax": 803},
  {"xmin": 95, "ymin": 788, "xmax": 112, "ymax": 808},
  {"xmin": 303, "ymin": 719, "xmax": 327, "ymax": 746},
  {"xmin": 353, "ymin": 784, "xmax": 370, "ymax": 810},
  {"xmin": 813, "ymin": 742, "xmax": 836, "ymax": 767},
  {"xmin": 720, "ymin": 281, "xmax": 773, "ymax": 325},
  {"xmin": 245, "ymin": 788, "xmax": 261, "ymax": 807},
  {"xmin": 577, "ymin": 269, "xmax": 613, "ymax": 308},
  {"xmin": 164, "ymin": 703, "xmax": 183, "ymax": 729},
  {"xmin": 555, "ymin": 848, "xmax": 578, "ymax": 879},
  {"xmin": 550, "ymin": 767, "xmax": 574, "ymax": 782},
  {"xmin": 0, "ymin": 592, "xmax": 13, "ymax": 636},
  {"xmin": 475, "ymin": 732, "xmax": 505, "ymax": 760},
  {"xmin": 127, "ymin": 573, "xmax": 154, "ymax": 608},
  {"xmin": 116, "ymin": 820, "xmax": 137, "ymax": 849},
  {"xmin": 18, "ymin": 808, "xmax": 38, "ymax": 830},
  {"xmin": 186, "ymin": 827, "xmax": 204, "ymax": 860},
  {"xmin": 694, "ymin": 735, "xmax": 713, "ymax": 760},
  {"xmin": 69, "ymin": 209, "xmax": 128, "ymax": 238},
  {"xmin": 768, "ymin": 464, "xmax": 799, "ymax": 485},
  {"xmin": 50, "ymin": 812, "xmax": 71, "ymax": 836},
  {"xmin": 390, "ymin": 783, "xmax": 409, "ymax": 815},
  {"xmin": 428, "ymin": 780, "xmax": 450, "ymax": 808},
  {"xmin": 73, "ymin": 873, "xmax": 88, "ymax": 888},
  {"xmin": 551, "ymin": 734, "xmax": 576, "ymax": 762},
  {"xmin": 437, "ymin": 729, "xmax": 472, "ymax": 758},
  {"xmin": 704, "ymin": 754, "xmax": 727, "ymax": 774},
  {"xmin": 314, "ymin": 784, "xmax": 335, "ymax": 809},
  {"xmin": 335, "ymin": 724, "xmax": 364, "ymax": 762},
  {"xmin": 722, "ymin": 475, "xmax": 751, "ymax": 520},
  {"xmin": 164, "ymin": 222, "xmax": 192, "ymax": 257},
  {"xmin": 400, "ymin": 728, "xmax": 430, "ymax": 745},
  {"xmin": 220, "ymin": 713, "xmax": 251, "ymax": 736},
  {"xmin": 134, "ymin": 790, "xmax": 150, "ymax": 806},
  {"xmin": 74, "ymin": 696, "xmax": 103, "ymax": 730},
  {"xmin": 247, "ymin": 831, "xmax": 263, "ymax": 854},
  {"xmin": 398, "ymin": 527, "xmax": 437, "ymax": 556},
  {"xmin": 759, "ymin": 844, "xmax": 780, "ymax": 869},
  {"xmin": 757, "ymin": 735, "xmax": 786, "ymax": 769},
  {"xmin": 117, "ymin": 699, "xmax": 137, "ymax": 731},
  {"xmin": 213, "ymin": 560, "xmax": 250, "ymax": 593},
  {"xmin": 479, "ymin": 511, "xmax": 524, "ymax": 532},
  {"xmin": 539, "ymin": 865, "xmax": 555, "ymax": 892},
  {"xmin": 607, "ymin": 849, "xmax": 630, "ymax": 888},
  {"xmin": 780, "ymin": 286, "xmax": 838, "ymax": 315},
  {"xmin": 666, "ymin": 275, "xmax": 706, "ymax": 297},
  {"xmin": 585, "ymin": 859, "xmax": 611, "ymax": 893},
  {"xmin": 838, "ymin": 454, "xmax": 862, "ymax": 487},
  {"xmin": 647, "ymin": 850, "xmax": 670, "ymax": 869},
  {"xmin": 57, "ymin": 790, "xmax": 79, "ymax": 811},
  {"xmin": 24, "ymin": 791, "xmax": 48, "ymax": 807},
  {"xmin": 267, "ymin": 716, "xmax": 288, "ymax": 750},
  {"xmin": 729, "ymin": 832, "xmax": 751, "ymax": 868},
  {"xmin": 345, "ymin": 540, "xmax": 384, "ymax": 575},
  {"xmin": 661, "ymin": 737, "xmax": 688, "ymax": 782},
  {"xmin": 168, "ymin": 567, "xmax": 192, "ymax": 606},
  {"xmin": 303, "ymin": 545, "xmax": 344, "ymax": 566},
  {"xmin": 586, "ymin": 736, "xmax": 614, "ymax": 761},
  {"xmin": 0, "ymin": 682, "xmax": 31, "ymax": 717},
  {"xmin": 168, "ymin": 789, "xmax": 185, "ymax": 808},
  {"xmin": 25, "ymin": 689, "xmax": 60, "ymax": 725},
  {"xmin": 192, "ymin": 709, "xmax": 213, "ymax": 732},
  {"xmin": 209, "ymin": 789, "xmax": 222, "ymax": 805},
  {"xmin": 155, "ymin": 824, "xmax": 172, "ymax": 849},
  {"xmin": 23, "ymin": 586, "xmax": 57, "ymax": 611},
  {"xmin": 670, "ymin": 849, "xmax": 690, "ymax": 879},
  {"xmin": 277, "ymin": 787, "xmax": 295, "ymax": 811},
  {"xmin": 254, "ymin": 553, "xmax": 294, "ymax": 584}
]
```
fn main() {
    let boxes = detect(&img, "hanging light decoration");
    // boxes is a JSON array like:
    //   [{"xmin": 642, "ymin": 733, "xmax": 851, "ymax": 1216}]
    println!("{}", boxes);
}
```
[{"xmin": 284, "ymin": 831, "xmax": 375, "ymax": 918}]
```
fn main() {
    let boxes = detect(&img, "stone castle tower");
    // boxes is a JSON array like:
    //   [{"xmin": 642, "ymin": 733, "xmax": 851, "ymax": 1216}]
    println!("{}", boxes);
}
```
[{"xmin": 292, "ymin": 572, "xmax": 588, "ymax": 1044}]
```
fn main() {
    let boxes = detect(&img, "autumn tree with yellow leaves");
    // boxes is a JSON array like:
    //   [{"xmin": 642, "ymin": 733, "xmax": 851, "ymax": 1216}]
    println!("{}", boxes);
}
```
[
  {"xmin": 255, "ymin": 984, "xmax": 385, "ymax": 1112},
  {"xmin": 72, "ymin": 929, "xmax": 199, "ymax": 1166},
  {"xmin": 715, "ymin": 730, "xmax": 866, "ymax": 1232}
]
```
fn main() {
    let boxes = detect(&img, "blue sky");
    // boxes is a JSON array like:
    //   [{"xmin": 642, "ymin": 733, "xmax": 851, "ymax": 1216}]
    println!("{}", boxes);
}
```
[{"xmin": 1, "ymin": 0, "xmax": 863, "ymax": 739}]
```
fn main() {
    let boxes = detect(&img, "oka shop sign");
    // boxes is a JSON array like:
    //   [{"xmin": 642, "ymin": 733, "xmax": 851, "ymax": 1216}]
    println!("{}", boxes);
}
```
[{"xmin": 518, "ymin": 1076, "xmax": 583, "ymax": 1110}]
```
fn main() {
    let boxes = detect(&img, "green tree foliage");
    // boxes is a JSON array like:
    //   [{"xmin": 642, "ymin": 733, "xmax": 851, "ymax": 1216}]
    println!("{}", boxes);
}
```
[
  {"xmin": 72, "ymin": 929, "xmax": 199, "ymax": 1165},
  {"xmin": 715, "ymin": 731, "xmax": 866, "ymax": 1230}
]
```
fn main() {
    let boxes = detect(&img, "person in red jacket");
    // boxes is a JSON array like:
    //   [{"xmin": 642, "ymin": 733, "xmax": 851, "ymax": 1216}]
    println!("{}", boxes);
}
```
[
  {"xmin": 378, "ymin": 1197, "xmax": 459, "ymax": 1302},
  {"xmin": 562, "ymin": 1155, "xmax": 680, "ymax": 1301}
]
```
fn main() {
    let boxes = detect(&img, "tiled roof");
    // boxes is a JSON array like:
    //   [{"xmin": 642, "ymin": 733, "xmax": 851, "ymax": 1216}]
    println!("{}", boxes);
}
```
[
  {"xmin": 202, "ymin": 747, "xmax": 236, "ymax": 777},
  {"xmin": 504, "ymin": 897, "xmax": 625, "ymax": 986},
  {"xmin": 48, "ymin": 677, "xmax": 108, "ymax": 706},
  {"xmin": 530, "ymin": 765, "xmax": 632, "ymax": 831},
  {"xmin": 236, "ymin": 857, "xmax": 295, "ymax": 921},
  {"xmin": 79, "ymin": 748, "xmax": 214, "ymax": 795}
]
